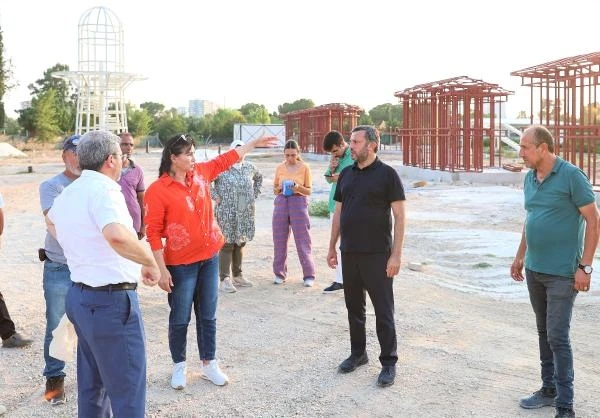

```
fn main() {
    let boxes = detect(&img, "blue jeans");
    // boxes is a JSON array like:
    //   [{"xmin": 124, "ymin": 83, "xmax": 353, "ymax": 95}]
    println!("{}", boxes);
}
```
[
  {"xmin": 167, "ymin": 255, "xmax": 219, "ymax": 363},
  {"xmin": 525, "ymin": 269, "xmax": 577, "ymax": 408},
  {"xmin": 43, "ymin": 260, "xmax": 72, "ymax": 378},
  {"xmin": 66, "ymin": 285, "xmax": 147, "ymax": 417}
]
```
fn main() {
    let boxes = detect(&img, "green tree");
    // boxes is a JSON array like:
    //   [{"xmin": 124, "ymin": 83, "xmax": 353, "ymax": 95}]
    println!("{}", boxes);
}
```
[
  {"xmin": 0, "ymin": 26, "xmax": 6, "ymax": 128},
  {"xmin": 582, "ymin": 103, "xmax": 600, "ymax": 125},
  {"xmin": 17, "ymin": 107, "xmax": 35, "ymax": 136},
  {"xmin": 154, "ymin": 113, "xmax": 187, "ymax": 144},
  {"xmin": 239, "ymin": 103, "xmax": 270, "ymax": 123},
  {"xmin": 270, "ymin": 113, "xmax": 283, "ymax": 124},
  {"xmin": 358, "ymin": 112, "xmax": 373, "ymax": 125},
  {"xmin": 0, "ymin": 26, "xmax": 17, "ymax": 128},
  {"xmin": 28, "ymin": 63, "xmax": 76, "ymax": 133},
  {"xmin": 278, "ymin": 99, "xmax": 314, "ymax": 115},
  {"xmin": 126, "ymin": 106, "xmax": 153, "ymax": 137},
  {"xmin": 186, "ymin": 116, "xmax": 210, "ymax": 141},
  {"xmin": 140, "ymin": 102, "xmax": 165, "ymax": 119},
  {"xmin": 4, "ymin": 117, "xmax": 20, "ymax": 135},
  {"xmin": 516, "ymin": 110, "xmax": 528, "ymax": 119},
  {"xmin": 33, "ymin": 88, "xmax": 61, "ymax": 142},
  {"xmin": 368, "ymin": 103, "xmax": 403, "ymax": 129},
  {"xmin": 210, "ymin": 108, "xmax": 245, "ymax": 140}
]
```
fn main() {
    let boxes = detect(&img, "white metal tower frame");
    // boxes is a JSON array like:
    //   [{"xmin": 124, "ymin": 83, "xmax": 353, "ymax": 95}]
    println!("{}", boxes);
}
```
[{"xmin": 53, "ymin": 6, "xmax": 145, "ymax": 134}]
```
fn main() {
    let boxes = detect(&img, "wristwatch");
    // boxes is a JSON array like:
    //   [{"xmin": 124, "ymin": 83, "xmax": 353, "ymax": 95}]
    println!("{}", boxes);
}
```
[{"xmin": 578, "ymin": 264, "xmax": 593, "ymax": 274}]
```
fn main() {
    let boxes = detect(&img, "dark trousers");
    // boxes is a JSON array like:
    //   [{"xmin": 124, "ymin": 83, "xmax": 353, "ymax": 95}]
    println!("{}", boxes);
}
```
[
  {"xmin": 0, "ymin": 290, "xmax": 16, "ymax": 340},
  {"xmin": 341, "ymin": 252, "xmax": 397, "ymax": 366},
  {"xmin": 66, "ymin": 285, "xmax": 147, "ymax": 418},
  {"xmin": 526, "ymin": 269, "xmax": 577, "ymax": 409}
]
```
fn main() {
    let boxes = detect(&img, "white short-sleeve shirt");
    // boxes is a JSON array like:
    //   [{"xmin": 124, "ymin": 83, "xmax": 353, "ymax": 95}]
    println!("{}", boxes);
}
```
[{"xmin": 48, "ymin": 170, "xmax": 139, "ymax": 286}]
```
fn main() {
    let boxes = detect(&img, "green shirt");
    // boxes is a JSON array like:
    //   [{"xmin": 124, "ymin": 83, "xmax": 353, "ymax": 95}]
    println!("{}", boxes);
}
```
[
  {"xmin": 523, "ymin": 157, "xmax": 596, "ymax": 278},
  {"xmin": 325, "ymin": 146, "xmax": 353, "ymax": 213}
]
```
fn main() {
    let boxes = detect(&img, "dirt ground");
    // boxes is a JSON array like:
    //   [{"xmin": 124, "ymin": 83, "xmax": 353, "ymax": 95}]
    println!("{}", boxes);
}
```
[{"xmin": 0, "ymin": 145, "xmax": 599, "ymax": 418}]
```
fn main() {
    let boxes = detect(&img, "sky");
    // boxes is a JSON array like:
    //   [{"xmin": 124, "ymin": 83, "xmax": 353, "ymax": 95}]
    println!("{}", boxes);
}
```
[{"xmin": 2, "ymin": 0, "xmax": 600, "ymax": 120}]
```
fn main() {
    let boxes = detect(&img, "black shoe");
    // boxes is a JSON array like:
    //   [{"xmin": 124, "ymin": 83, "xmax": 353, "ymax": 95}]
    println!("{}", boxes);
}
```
[
  {"xmin": 555, "ymin": 407, "xmax": 575, "ymax": 418},
  {"xmin": 377, "ymin": 365, "xmax": 396, "ymax": 387},
  {"xmin": 45, "ymin": 376, "xmax": 66, "ymax": 405},
  {"xmin": 323, "ymin": 282, "xmax": 344, "ymax": 293},
  {"xmin": 338, "ymin": 353, "xmax": 368, "ymax": 373}
]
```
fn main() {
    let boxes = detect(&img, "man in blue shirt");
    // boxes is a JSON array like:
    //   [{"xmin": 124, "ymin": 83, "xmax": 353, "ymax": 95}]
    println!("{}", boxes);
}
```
[{"xmin": 511, "ymin": 125, "xmax": 599, "ymax": 418}]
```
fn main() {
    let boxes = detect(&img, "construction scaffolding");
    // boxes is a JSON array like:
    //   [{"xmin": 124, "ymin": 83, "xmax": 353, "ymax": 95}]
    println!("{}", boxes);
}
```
[
  {"xmin": 395, "ymin": 76, "xmax": 513, "ymax": 172},
  {"xmin": 280, "ymin": 103, "xmax": 362, "ymax": 153},
  {"xmin": 511, "ymin": 51, "xmax": 600, "ymax": 185}
]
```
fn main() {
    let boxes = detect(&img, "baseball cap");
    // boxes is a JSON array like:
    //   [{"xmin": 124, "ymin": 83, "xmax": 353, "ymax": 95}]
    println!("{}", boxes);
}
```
[
  {"xmin": 230, "ymin": 139, "xmax": 245, "ymax": 149},
  {"xmin": 63, "ymin": 135, "xmax": 81, "ymax": 151}
]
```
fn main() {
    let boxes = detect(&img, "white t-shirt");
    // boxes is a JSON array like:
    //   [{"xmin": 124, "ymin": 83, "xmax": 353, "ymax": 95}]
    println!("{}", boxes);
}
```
[{"xmin": 48, "ymin": 170, "xmax": 139, "ymax": 286}]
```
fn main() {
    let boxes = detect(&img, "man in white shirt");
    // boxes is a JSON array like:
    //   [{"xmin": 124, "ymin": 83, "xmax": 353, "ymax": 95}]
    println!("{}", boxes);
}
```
[{"xmin": 46, "ymin": 130, "xmax": 160, "ymax": 418}]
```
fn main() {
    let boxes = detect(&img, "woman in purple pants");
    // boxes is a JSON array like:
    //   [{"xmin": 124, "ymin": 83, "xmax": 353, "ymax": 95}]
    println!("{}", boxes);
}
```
[{"xmin": 272, "ymin": 140, "xmax": 316, "ymax": 287}]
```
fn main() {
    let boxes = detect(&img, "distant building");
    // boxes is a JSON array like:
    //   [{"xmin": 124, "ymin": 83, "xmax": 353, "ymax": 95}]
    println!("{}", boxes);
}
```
[
  {"xmin": 188, "ymin": 99, "xmax": 219, "ymax": 118},
  {"xmin": 177, "ymin": 106, "xmax": 188, "ymax": 116},
  {"xmin": 20, "ymin": 101, "xmax": 32, "ymax": 110}
]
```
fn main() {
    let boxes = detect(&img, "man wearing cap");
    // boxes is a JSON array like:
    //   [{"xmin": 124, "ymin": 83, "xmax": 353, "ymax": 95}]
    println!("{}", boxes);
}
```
[
  {"xmin": 38, "ymin": 134, "xmax": 81, "ymax": 405},
  {"xmin": 117, "ymin": 132, "xmax": 146, "ymax": 239},
  {"xmin": 45, "ymin": 130, "xmax": 160, "ymax": 418}
]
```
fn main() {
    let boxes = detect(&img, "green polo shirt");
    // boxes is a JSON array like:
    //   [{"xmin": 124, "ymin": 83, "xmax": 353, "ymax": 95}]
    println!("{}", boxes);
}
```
[
  {"xmin": 524, "ymin": 157, "xmax": 596, "ymax": 278},
  {"xmin": 325, "ymin": 146, "xmax": 353, "ymax": 213}
]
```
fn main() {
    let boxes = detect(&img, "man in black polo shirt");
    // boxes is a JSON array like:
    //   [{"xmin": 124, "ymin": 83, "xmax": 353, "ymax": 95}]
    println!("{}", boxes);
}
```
[{"xmin": 327, "ymin": 125, "xmax": 406, "ymax": 387}]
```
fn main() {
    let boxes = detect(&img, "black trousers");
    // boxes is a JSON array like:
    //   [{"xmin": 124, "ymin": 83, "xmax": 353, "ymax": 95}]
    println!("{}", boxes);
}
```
[
  {"xmin": 0, "ymin": 290, "xmax": 16, "ymax": 340},
  {"xmin": 341, "ymin": 252, "xmax": 397, "ymax": 366}
]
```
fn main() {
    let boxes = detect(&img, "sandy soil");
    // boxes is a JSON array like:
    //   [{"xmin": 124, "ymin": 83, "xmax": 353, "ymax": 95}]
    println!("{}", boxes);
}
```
[{"xmin": 0, "ymin": 146, "xmax": 599, "ymax": 418}]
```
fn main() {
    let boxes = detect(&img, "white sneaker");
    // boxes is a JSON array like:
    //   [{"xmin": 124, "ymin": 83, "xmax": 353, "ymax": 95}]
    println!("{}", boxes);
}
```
[
  {"xmin": 273, "ymin": 276, "xmax": 285, "ymax": 284},
  {"xmin": 201, "ymin": 359, "xmax": 229, "ymax": 386},
  {"xmin": 220, "ymin": 277, "xmax": 237, "ymax": 293},
  {"xmin": 232, "ymin": 275, "xmax": 254, "ymax": 287},
  {"xmin": 303, "ymin": 278, "xmax": 314, "ymax": 287},
  {"xmin": 171, "ymin": 361, "xmax": 187, "ymax": 390}
]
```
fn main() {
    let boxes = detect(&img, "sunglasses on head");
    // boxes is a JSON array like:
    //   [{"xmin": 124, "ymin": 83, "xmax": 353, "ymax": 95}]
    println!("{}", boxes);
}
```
[{"xmin": 170, "ymin": 134, "xmax": 194, "ymax": 152}]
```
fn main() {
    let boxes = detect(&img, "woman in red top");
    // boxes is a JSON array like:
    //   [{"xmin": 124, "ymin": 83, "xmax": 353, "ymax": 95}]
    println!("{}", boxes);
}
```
[{"xmin": 145, "ymin": 133, "xmax": 277, "ymax": 390}]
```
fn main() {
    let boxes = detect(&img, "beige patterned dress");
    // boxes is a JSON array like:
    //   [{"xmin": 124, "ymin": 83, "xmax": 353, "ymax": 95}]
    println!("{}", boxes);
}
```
[{"xmin": 211, "ymin": 161, "xmax": 263, "ymax": 245}]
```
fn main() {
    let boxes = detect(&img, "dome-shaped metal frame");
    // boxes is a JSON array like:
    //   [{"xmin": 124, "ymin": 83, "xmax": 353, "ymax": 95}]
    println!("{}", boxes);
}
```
[{"xmin": 53, "ymin": 6, "xmax": 145, "ymax": 134}]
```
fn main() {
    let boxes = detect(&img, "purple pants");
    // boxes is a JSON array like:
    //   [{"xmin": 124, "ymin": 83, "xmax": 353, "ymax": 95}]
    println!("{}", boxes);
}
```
[{"xmin": 272, "ymin": 194, "xmax": 315, "ymax": 280}]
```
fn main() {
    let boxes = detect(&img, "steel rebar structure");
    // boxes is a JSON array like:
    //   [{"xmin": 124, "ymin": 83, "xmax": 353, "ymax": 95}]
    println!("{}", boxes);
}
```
[
  {"xmin": 280, "ymin": 103, "xmax": 362, "ymax": 153},
  {"xmin": 511, "ymin": 52, "xmax": 600, "ymax": 185},
  {"xmin": 395, "ymin": 76, "xmax": 513, "ymax": 172}
]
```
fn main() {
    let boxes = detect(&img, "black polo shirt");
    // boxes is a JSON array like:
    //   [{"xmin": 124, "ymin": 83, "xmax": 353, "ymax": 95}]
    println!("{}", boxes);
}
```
[{"xmin": 334, "ymin": 157, "xmax": 405, "ymax": 253}]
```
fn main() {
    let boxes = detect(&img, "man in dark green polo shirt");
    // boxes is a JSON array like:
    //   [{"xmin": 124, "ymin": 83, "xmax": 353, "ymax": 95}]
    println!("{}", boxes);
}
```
[
  {"xmin": 511, "ymin": 125, "xmax": 599, "ymax": 418},
  {"xmin": 322, "ymin": 130, "xmax": 354, "ymax": 293}
]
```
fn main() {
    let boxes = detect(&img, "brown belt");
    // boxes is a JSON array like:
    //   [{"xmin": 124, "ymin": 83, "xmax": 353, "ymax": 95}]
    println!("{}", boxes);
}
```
[{"xmin": 74, "ymin": 282, "xmax": 137, "ymax": 291}]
